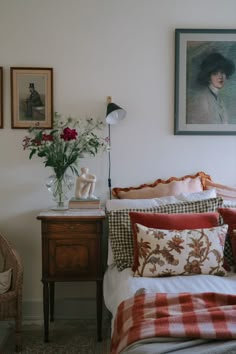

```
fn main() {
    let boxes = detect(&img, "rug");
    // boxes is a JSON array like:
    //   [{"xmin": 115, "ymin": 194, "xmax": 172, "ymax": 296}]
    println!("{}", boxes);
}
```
[{"xmin": 1, "ymin": 319, "xmax": 111, "ymax": 354}]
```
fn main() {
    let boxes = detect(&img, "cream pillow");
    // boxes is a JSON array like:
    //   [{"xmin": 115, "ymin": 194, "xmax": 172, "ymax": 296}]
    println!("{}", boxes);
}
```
[
  {"xmin": 134, "ymin": 224, "xmax": 228, "ymax": 277},
  {"xmin": 116, "ymin": 177, "xmax": 203, "ymax": 199},
  {"xmin": 112, "ymin": 172, "xmax": 211, "ymax": 199},
  {"xmin": 0, "ymin": 268, "xmax": 12, "ymax": 294}
]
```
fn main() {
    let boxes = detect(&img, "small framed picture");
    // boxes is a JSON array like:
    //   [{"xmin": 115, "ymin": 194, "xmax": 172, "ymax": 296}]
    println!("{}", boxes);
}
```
[
  {"xmin": 0, "ymin": 67, "xmax": 3, "ymax": 129},
  {"xmin": 174, "ymin": 29, "xmax": 236, "ymax": 135},
  {"xmin": 11, "ymin": 67, "xmax": 53, "ymax": 129}
]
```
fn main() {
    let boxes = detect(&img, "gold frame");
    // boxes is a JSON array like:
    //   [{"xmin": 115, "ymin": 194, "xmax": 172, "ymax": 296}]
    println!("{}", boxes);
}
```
[
  {"xmin": 0, "ymin": 67, "xmax": 3, "ymax": 128},
  {"xmin": 174, "ymin": 29, "xmax": 236, "ymax": 135},
  {"xmin": 11, "ymin": 67, "xmax": 53, "ymax": 129}
]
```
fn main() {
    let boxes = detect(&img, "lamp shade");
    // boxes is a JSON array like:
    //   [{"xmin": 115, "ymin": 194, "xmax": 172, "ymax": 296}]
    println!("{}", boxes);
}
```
[{"xmin": 106, "ymin": 102, "xmax": 126, "ymax": 125}]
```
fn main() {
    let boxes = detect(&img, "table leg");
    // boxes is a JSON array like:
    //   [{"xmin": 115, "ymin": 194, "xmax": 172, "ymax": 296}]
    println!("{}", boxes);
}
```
[
  {"xmin": 96, "ymin": 279, "xmax": 103, "ymax": 342},
  {"xmin": 49, "ymin": 282, "xmax": 55, "ymax": 322},
  {"xmin": 42, "ymin": 281, "xmax": 49, "ymax": 342}
]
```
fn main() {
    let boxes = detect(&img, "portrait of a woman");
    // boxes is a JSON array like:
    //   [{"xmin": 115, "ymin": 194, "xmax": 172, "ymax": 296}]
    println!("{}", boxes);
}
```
[{"xmin": 187, "ymin": 52, "xmax": 235, "ymax": 124}]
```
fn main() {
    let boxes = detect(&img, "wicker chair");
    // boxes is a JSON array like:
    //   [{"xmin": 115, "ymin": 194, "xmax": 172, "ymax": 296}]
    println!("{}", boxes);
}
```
[{"xmin": 0, "ymin": 233, "xmax": 23, "ymax": 352}]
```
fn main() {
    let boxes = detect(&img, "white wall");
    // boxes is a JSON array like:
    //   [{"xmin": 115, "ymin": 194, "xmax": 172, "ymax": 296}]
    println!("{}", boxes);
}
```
[{"xmin": 0, "ymin": 0, "xmax": 236, "ymax": 320}]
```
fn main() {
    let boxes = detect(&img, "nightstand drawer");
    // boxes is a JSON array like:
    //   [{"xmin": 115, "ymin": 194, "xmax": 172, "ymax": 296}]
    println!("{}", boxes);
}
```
[
  {"xmin": 48, "ymin": 238, "xmax": 100, "ymax": 277},
  {"xmin": 46, "ymin": 222, "xmax": 98, "ymax": 234}
]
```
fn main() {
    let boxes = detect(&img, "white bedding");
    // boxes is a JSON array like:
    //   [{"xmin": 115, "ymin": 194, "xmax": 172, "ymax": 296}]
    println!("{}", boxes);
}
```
[
  {"xmin": 105, "ymin": 191, "xmax": 236, "ymax": 353},
  {"xmin": 103, "ymin": 265, "xmax": 236, "ymax": 326}
]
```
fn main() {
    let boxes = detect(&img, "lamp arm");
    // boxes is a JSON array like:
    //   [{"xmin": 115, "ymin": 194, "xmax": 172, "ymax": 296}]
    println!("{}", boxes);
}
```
[{"xmin": 106, "ymin": 97, "xmax": 126, "ymax": 199}]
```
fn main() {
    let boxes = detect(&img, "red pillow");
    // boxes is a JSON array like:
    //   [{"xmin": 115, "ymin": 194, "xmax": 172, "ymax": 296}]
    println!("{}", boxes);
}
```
[
  {"xmin": 218, "ymin": 208, "xmax": 236, "ymax": 272},
  {"xmin": 129, "ymin": 211, "xmax": 220, "ymax": 271}
]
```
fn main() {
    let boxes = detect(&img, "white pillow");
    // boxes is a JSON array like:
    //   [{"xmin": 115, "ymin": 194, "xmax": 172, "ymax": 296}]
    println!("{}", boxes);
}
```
[
  {"xmin": 177, "ymin": 189, "xmax": 217, "ymax": 202},
  {"xmin": 106, "ymin": 190, "xmax": 217, "ymax": 212},
  {"xmin": 106, "ymin": 196, "xmax": 182, "ymax": 212},
  {"xmin": 222, "ymin": 200, "xmax": 236, "ymax": 208},
  {"xmin": 0, "ymin": 268, "xmax": 12, "ymax": 294}
]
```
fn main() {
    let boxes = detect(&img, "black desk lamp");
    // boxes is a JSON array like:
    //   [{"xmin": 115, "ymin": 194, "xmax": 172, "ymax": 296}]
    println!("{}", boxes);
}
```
[{"xmin": 106, "ymin": 96, "xmax": 126, "ymax": 199}]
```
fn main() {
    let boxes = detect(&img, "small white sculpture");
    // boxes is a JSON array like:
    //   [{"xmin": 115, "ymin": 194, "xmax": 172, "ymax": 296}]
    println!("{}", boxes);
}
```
[{"xmin": 75, "ymin": 167, "xmax": 97, "ymax": 199}]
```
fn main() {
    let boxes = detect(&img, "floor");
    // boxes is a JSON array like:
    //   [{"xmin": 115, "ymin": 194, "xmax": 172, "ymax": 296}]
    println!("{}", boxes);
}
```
[{"xmin": 0, "ymin": 318, "xmax": 111, "ymax": 354}]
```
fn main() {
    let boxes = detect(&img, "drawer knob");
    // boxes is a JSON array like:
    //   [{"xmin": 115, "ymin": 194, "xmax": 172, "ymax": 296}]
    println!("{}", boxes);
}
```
[{"xmin": 69, "ymin": 224, "xmax": 80, "ymax": 230}]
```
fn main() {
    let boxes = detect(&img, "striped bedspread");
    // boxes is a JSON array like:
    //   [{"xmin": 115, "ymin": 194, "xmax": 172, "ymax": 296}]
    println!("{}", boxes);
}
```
[{"xmin": 110, "ymin": 292, "xmax": 236, "ymax": 354}]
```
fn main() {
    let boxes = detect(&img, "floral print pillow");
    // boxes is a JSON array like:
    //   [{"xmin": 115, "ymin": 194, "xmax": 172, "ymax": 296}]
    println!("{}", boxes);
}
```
[{"xmin": 134, "ymin": 223, "xmax": 228, "ymax": 277}]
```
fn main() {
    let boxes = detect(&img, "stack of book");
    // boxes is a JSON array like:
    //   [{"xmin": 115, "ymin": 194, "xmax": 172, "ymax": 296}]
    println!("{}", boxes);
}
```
[{"xmin": 68, "ymin": 197, "xmax": 101, "ymax": 209}]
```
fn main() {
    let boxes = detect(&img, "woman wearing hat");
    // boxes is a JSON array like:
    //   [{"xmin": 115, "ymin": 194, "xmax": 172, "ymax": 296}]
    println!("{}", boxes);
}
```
[{"xmin": 187, "ymin": 52, "xmax": 235, "ymax": 124}]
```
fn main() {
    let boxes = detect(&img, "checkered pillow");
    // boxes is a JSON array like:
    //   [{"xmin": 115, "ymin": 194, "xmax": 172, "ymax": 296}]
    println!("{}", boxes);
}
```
[
  {"xmin": 223, "ymin": 236, "xmax": 234, "ymax": 266},
  {"xmin": 108, "ymin": 197, "xmax": 224, "ymax": 271},
  {"xmin": 219, "ymin": 203, "xmax": 236, "ymax": 267}
]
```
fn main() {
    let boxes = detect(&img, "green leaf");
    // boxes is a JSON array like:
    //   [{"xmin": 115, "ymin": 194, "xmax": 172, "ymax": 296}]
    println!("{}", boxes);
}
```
[
  {"xmin": 38, "ymin": 151, "xmax": 46, "ymax": 157},
  {"xmin": 29, "ymin": 149, "xmax": 36, "ymax": 159}
]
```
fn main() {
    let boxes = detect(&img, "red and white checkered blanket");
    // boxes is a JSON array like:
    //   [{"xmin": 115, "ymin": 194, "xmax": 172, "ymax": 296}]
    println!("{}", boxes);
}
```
[{"xmin": 110, "ymin": 292, "xmax": 236, "ymax": 354}]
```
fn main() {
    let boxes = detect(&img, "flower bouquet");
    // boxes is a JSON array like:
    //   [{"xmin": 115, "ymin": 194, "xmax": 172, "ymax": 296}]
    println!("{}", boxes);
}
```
[{"xmin": 23, "ymin": 112, "xmax": 106, "ymax": 209}]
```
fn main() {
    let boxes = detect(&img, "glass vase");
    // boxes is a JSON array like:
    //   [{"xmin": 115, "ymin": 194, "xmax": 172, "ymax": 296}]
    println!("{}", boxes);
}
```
[{"xmin": 46, "ymin": 173, "xmax": 74, "ymax": 210}]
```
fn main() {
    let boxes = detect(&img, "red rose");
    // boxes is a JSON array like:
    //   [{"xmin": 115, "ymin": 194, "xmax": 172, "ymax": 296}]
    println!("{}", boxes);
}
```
[
  {"xmin": 32, "ymin": 138, "xmax": 42, "ymax": 146},
  {"xmin": 61, "ymin": 127, "xmax": 78, "ymax": 141},
  {"xmin": 42, "ymin": 134, "xmax": 54, "ymax": 142}
]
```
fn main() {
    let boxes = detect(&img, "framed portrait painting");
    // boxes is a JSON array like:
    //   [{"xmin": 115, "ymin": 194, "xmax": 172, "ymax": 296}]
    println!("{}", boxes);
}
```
[
  {"xmin": 0, "ymin": 67, "xmax": 3, "ymax": 128},
  {"xmin": 11, "ymin": 67, "xmax": 53, "ymax": 129},
  {"xmin": 174, "ymin": 29, "xmax": 236, "ymax": 135}
]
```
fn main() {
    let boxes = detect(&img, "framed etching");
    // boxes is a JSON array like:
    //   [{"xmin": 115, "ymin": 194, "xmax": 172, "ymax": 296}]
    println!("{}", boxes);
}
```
[
  {"xmin": 174, "ymin": 29, "xmax": 236, "ymax": 135},
  {"xmin": 0, "ymin": 67, "xmax": 3, "ymax": 128},
  {"xmin": 11, "ymin": 67, "xmax": 53, "ymax": 129}
]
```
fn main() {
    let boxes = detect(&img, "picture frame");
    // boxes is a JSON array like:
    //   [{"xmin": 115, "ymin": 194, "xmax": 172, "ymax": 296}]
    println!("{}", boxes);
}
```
[
  {"xmin": 11, "ymin": 67, "xmax": 53, "ymax": 129},
  {"xmin": 174, "ymin": 29, "xmax": 236, "ymax": 135},
  {"xmin": 0, "ymin": 67, "xmax": 3, "ymax": 129}
]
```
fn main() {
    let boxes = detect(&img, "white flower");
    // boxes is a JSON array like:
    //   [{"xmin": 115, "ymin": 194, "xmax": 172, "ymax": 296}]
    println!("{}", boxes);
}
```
[
  {"xmin": 57, "ymin": 119, "xmax": 67, "ymax": 128},
  {"xmin": 85, "ymin": 135, "xmax": 92, "ymax": 141}
]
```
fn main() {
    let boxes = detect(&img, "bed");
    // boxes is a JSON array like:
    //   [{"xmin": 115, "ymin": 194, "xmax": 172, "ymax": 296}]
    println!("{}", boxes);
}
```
[{"xmin": 103, "ymin": 172, "xmax": 236, "ymax": 354}]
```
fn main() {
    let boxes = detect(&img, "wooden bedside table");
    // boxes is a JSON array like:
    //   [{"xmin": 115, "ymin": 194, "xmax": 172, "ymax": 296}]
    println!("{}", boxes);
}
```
[{"xmin": 37, "ymin": 209, "xmax": 106, "ymax": 343}]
